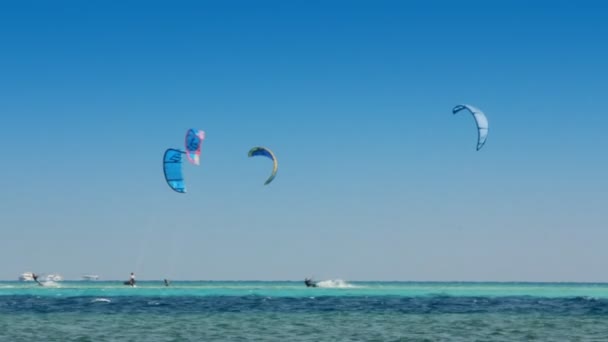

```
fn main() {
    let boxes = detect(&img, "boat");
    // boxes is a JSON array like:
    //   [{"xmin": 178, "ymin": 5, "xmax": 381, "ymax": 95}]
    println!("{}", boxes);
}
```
[
  {"xmin": 46, "ymin": 274, "xmax": 63, "ymax": 282},
  {"xmin": 19, "ymin": 272, "xmax": 63, "ymax": 282},
  {"xmin": 82, "ymin": 275, "xmax": 100, "ymax": 281},
  {"xmin": 18, "ymin": 272, "xmax": 35, "ymax": 281}
]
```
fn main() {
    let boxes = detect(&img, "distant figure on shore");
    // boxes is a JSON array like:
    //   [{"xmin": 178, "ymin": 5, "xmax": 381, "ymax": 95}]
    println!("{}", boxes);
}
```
[
  {"xmin": 164, "ymin": 279, "xmax": 170, "ymax": 287},
  {"xmin": 32, "ymin": 273, "xmax": 43, "ymax": 286},
  {"xmin": 304, "ymin": 278, "xmax": 317, "ymax": 288}
]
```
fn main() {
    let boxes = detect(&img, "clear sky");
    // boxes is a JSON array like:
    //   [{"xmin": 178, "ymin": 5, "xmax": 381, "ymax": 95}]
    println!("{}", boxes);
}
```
[{"xmin": 1, "ymin": 0, "xmax": 607, "ymax": 281}]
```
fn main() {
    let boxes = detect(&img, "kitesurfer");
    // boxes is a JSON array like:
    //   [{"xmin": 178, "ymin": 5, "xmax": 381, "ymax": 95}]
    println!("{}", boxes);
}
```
[
  {"xmin": 304, "ymin": 278, "xmax": 317, "ymax": 288},
  {"xmin": 164, "ymin": 279, "xmax": 170, "ymax": 287},
  {"xmin": 124, "ymin": 272, "xmax": 136, "ymax": 286},
  {"xmin": 32, "ymin": 273, "xmax": 43, "ymax": 286}
]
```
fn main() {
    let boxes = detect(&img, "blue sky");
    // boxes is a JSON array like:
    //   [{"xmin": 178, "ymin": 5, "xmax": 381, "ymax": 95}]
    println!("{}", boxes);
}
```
[{"xmin": 1, "ymin": 0, "xmax": 607, "ymax": 281}]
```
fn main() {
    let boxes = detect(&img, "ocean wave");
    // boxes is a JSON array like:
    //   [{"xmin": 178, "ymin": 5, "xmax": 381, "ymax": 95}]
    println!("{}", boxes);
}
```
[
  {"xmin": 40, "ymin": 281, "xmax": 60, "ymax": 288},
  {"xmin": 2, "ymin": 295, "xmax": 608, "ymax": 315},
  {"xmin": 91, "ymin": 298, "xmax": 111, "ymax": 303}
]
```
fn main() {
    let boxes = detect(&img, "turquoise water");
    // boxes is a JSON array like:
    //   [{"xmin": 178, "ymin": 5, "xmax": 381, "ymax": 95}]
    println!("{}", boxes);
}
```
[
  {"xmin": 4, "ymin": 280, "xmax": 608, "ymax": 297},
  {"xmin": 2, "ymin": 281, "xmax": 608, "ymax": 341}
]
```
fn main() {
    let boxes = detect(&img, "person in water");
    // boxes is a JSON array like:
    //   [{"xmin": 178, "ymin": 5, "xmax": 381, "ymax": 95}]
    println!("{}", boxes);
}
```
[
  {"xmin": 129, "ymin": 272, "xmax": 136, "ymax": 286},
  {"xmin": 164, "ymin": 279, "xmax": 170, "ymax": 287},
  {"xmin": 304, "ymin": 278, "xmax": 317, "ymax": 288},
  {"xmin": 32, "ymin": 273, "xmax": 43, "ymax": 286}
]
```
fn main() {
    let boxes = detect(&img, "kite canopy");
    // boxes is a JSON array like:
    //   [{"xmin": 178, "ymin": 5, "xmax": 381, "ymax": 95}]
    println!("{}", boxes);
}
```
[
  {"xmin": 185, "ymin": 129, "xmax": 205, "ymax": 165},
  {"xmin": 163, "ymin": 149, "xmax": 186, "ymax": 193},
  {"xmin": 452, "ymin": 104, "xmax": 489, "ymax": 151},
  {"xmin": 248, "ymin": 146, "xmax": 278, "ymax": 185}
]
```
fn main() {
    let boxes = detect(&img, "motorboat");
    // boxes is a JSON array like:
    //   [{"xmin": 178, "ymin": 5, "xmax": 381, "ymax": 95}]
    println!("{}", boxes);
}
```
[
  {"xmin": 19, "ymin": 272, "xmax": 35, "ymax": 281},
  {"xmin": 20, "ymin": 272, "xmax": 63, "ymax": 282},
  {"xmin": 46, "ymin": 274, "xmax": 63, "ymax": 282}
]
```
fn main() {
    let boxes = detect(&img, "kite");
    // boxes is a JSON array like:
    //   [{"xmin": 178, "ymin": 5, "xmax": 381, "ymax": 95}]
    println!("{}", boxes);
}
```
[
  {"xmin": 185, "ymin": 129, "xmax": 205, "ymax": 165},
  {"xmin": 163, "ymin": 149, "xmax": 186, "ymax": 193},
  {"xmin": 452, "ymin": 104, "xmax": 488, "ymax": 151},
  {"xmin": 248, "ymin": 146, "xmax": 278, "ymax": 185}
]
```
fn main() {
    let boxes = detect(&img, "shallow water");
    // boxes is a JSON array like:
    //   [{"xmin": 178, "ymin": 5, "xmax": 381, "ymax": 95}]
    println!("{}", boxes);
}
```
[
  {"xmin": 4, "ymin": 280, "xmax": 608, "ymax": 298},
  {"xmin": 2, "ymin": 281, "xmax": 608, "ymax": 341}
]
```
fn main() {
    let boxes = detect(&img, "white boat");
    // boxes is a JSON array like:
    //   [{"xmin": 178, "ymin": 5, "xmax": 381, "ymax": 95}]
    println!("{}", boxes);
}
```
[
  {"xmin": 19, "ymin": 272, "xmax": 35, "ymax": 281},
  {"xmin": 20, "ymin": 272, "xmax": 63, "ymax": 282},
  {"xmin": 82, "ymin": 275, "xmax": 100, "ymax": 281},
  {"xmin": 46, "ymin": 274, "xmax": 63, "ymax": 282}
]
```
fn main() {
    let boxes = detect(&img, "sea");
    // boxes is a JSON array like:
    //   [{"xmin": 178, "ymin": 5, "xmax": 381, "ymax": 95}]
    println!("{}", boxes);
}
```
[{"xmin": 1, "ymin": 280, "xmax": 608, "ymax": 341}]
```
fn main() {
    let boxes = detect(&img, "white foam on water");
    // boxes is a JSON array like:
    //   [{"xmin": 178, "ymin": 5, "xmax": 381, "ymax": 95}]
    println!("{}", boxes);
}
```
[
  {"xmin": 41, "ymin": 281, "xmax": 60, "ymax": 288},
  {"xmin": 91, "ymin": 298, "xmax": 111, "ymax": 303},
  {"xmin": 315, "ymin": 279, "xmax": 357, "ymax": 288}
]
